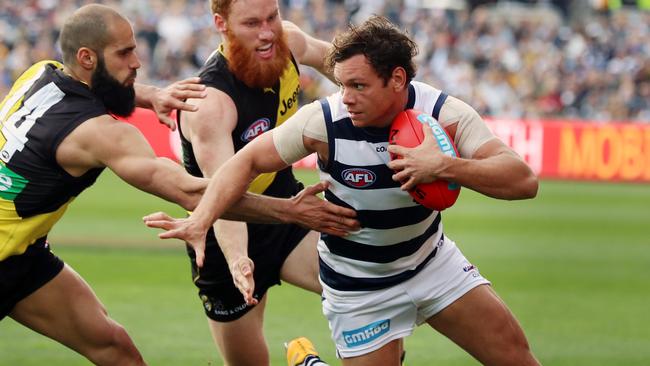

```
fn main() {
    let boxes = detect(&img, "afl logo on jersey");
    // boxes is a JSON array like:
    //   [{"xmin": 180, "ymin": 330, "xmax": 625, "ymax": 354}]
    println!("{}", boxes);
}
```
[
  {"xmin": 341, "ymin": 168, "xmax": 376, "ymax": 188},
  {"xmin": 241, "ymin": 118, "xmax": 271, "ymax": 142}
]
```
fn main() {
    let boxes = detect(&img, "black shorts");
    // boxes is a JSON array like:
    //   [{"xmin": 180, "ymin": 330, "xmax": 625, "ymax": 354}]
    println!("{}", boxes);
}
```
[
  {"xmin": 187, "ymin": 222, "xmax": 309, "ymax": 322},
  {"xmin": 0, "ymin": 238, "xmax": 64, "ymax": 320}
]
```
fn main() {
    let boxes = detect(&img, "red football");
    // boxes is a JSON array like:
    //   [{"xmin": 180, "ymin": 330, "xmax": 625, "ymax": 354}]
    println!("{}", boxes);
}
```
[{"xmin": 389, "ymin": 109, "xmax": 461, "ymax": 211}]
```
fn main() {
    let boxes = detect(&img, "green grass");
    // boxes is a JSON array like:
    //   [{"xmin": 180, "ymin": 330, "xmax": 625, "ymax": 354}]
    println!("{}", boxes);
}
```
[{"xmin": 1, "ymin": 170, "xmax": 649, "ymax": 365}]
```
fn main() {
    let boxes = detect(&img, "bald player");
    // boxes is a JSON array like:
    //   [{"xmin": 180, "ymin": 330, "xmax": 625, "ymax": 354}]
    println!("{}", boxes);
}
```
[{"xmin": 0, "ymin": 4, "xmax": 357, "ymax": 365}]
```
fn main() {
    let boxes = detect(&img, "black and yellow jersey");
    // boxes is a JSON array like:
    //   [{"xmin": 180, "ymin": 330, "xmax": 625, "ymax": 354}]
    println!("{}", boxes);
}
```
[
  {"xmin": 0, "ymin": 61, "xmax": 106, "ymax": 260},
  {"xmin": 179, "ymin": 45, "xmax": 301, "ymax": 196}
]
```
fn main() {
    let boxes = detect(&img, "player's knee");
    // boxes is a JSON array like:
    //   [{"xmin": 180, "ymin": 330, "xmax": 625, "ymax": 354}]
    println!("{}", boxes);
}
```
[
  {"xmin": 218, "ymin": 329, "xmax": 269, "ymax": 366},
  {"xmin": 480, "ymin": 315, "xmax": 534, "ymax": 366},
  {"xmin": 86, "ymin": 323, "xmax": 144, "ymax": 365},
  {"xmin": 111, "ymin": 324, "xmax": 142, "ymax": 357},
  {"xmin": 494, "ymin": 332, "xmax": 536, "ymax": 366},
  {"xmin": 508, "ymin": 337, "xmax": 533, "ymax": 362},
  {"xmin": 222, "ymin": 343, "xmax": 269, "ymax": 366}
]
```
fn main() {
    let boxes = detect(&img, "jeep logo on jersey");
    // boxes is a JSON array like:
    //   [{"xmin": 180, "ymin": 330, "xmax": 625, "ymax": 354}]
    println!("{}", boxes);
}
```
[
  {"xmin": 279, "ymin": 84, "xmax": 300, "ymax": 116},
  {"xmin": 341, "ymin": 168, "xmax": 376, "ymax": 188},
  {"xmin": 342, "ymin": 319, "xmax": 390, "ymax": 347},
  {"xmin": 241, "ymin": 118, "xmax": 271, "ymax": 142}
]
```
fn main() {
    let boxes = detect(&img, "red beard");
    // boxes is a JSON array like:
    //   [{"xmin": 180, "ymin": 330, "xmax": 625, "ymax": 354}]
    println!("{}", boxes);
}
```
[{"xmin": 225, "ymin": 28, "xmax": 291, "ymax": 89}]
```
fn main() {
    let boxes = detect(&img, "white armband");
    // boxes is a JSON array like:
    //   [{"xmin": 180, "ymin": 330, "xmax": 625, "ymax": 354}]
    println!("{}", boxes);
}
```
[
  {"xmin": 272, "ymin": 101, "xmax": 327, "ymax": 164},
  {"xmin": 438, "ymin": 96, "xmax": 496, "ymax": 158}
]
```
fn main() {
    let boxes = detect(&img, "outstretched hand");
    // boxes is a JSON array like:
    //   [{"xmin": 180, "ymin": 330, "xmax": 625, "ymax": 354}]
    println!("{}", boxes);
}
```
[
  {"xmin": 387, "ymin": 125, "xmax": 449, "ymax": 191},
  {"xmin": 229, "ymin": 257, "xmax": 258, "ymax": 306},
  {"xmin": 151, "ymin": 77, "xmax": 207, "ymax": 130},
  {"xmin": 143, "ymin": 211, "xmax": 208, "ymax": 267},
  {"xmin": 289, "ymin": 181, "xmax": 360, "ymax": 236}
]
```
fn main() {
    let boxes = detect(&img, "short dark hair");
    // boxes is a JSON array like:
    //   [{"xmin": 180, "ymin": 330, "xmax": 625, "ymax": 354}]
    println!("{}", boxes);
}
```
[
  {"xmin": 59, "ymin": 4, "xmax": 122, "ymax": 65},
  {"xmin": 326, "ymin": 15, "xmax": 418, "ymax": 84}
]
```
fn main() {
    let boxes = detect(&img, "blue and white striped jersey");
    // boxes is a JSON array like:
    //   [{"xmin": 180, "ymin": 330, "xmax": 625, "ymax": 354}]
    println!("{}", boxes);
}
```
[{"xmin": 317, "ymin": 81, "xmax": 449, "ymax": 292}]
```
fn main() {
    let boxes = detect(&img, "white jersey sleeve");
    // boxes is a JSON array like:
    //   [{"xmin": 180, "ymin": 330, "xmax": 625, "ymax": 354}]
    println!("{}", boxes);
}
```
[
  {"xmin": 438, "ymin": 95, "xmax": 496, "ymax": 158},
  {"xmin": 272, "ymin": 100, "xmax": 327, "ymax": 164}
]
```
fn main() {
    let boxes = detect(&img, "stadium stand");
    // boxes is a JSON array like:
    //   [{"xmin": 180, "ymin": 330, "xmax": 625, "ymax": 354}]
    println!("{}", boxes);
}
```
[{"xmin": 1, "ymin": 0, "xmax": 648, "ymax": 122}]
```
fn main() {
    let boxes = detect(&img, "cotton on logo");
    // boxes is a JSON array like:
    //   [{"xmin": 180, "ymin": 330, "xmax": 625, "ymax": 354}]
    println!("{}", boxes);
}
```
[
  {"xmin": 341, "ymin": 168, "xmax": 376, "ymax": 188},
  {"xmin": 241, "ymin": 118, "xmax": 271, "ymax": 142}
]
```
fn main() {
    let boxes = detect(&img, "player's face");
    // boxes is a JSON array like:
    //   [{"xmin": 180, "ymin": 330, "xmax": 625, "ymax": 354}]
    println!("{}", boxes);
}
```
[
  {"xmin": 90, "ymin": 18, "xmax": 139, "ymax": 117},
  {"xmin": 101, "ymin": 18, "xmax": 140, "ymax": 87},
  {"xmin": 219, "ymin": 0, "xmax": 289, "ymax": 88},
  {"xmin": 224, "ymin": 0, "xmax": 284, "ymax": 62},
  {"xmin": 334, "ymin": 54, "xmax": 405, "ymax": 128}
]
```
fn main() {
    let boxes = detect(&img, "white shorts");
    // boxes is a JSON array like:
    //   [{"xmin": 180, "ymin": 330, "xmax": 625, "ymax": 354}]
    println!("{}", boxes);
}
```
[{"xmin": 320, "ymin": 236, "xmax": 490, "ymax": 358}]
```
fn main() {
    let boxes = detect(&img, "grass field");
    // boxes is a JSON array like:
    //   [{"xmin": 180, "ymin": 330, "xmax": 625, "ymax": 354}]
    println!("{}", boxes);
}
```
[{"xmin": 1, "ymin": 169, "xmax": 649, "ymax": 365}]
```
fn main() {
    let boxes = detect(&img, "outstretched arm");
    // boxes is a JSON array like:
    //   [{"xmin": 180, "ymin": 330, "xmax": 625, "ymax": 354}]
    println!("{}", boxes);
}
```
[
  {"xmin": 144, "ymin": 99, "xmax": 358, "ymax": 267},
  {"xmin": 145, "ymin": 131, "xmax": 294, "ymax": 267},
  {"xmin": 179, "ymin": 86, "xmax": 256, "ymax": 302},
  {"xmin": 144, "ymin": 179, "xmax": 358, "ymax": 304},
  {"xmin": 56, "ymin": 115, "xmax": 207, "ymax": 210},
  {"xmin": 146, "ymin": 181, "xmax": 359, "ymax": 236}
]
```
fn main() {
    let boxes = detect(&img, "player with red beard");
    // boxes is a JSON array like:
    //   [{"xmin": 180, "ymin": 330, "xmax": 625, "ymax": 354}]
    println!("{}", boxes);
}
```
[
  {"xmin": 149, "ymin": 15, "xmax": 540, "ymax": 366},
  {"xmin": 175, "ymin": 0, "xmax": 334, "ymax": 365}
]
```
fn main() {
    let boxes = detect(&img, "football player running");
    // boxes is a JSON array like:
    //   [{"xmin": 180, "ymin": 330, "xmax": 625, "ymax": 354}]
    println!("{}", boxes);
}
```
[{"xmin": 147, "ymin": 16, "xmax": 540, "ymax": 366}]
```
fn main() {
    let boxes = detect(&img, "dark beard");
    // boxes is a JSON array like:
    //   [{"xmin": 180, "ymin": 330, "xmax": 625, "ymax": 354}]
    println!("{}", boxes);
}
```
[
  {"xmin": 90, "ymin": 58, "xmax": 136, "ymax": 117},
  {"xmin": 225, "ymin": 28, "xmax": 291, "ymax": 89}
]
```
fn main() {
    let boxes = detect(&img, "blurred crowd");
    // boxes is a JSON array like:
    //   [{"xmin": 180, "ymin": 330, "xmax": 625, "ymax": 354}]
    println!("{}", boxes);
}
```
[{"xmin": 1, "ymin": 0, "xmax": 648, "ymax": 122}]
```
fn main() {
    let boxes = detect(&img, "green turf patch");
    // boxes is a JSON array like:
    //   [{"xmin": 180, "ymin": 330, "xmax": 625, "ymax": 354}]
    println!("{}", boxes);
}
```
[{"xmin": 2, "ymin": 171, "xmax": 649, "ymax": 365}]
